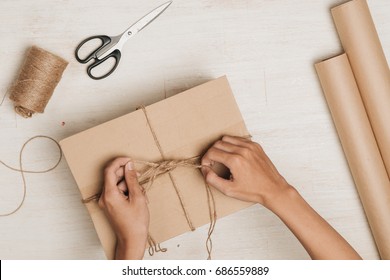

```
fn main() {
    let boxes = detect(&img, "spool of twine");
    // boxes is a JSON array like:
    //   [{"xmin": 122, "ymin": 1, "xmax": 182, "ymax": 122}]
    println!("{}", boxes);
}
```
[{"xmin": 9, "ymin": 46, "xmax": 68, "ymax": 118}]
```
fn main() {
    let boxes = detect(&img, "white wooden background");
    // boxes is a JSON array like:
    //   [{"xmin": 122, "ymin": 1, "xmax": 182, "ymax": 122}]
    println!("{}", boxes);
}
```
[{"xmin": 0, "ymin": 0, "xmax": 388, "ymax": 260}]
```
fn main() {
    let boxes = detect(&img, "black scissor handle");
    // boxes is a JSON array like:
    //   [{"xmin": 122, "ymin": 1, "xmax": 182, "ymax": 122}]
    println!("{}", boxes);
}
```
[
  {"xmin": 75, "ymin": 35, "xmax": 111, "ymax": 63},
  {"xmin": 86, "ymin": 49, "xmax": 121, "ymax": 80}
]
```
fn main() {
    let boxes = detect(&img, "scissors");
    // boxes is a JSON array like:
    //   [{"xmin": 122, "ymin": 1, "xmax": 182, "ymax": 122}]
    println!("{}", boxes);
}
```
[{"xmin": 75, "ymin": 1, "xmax": 172, "ymax": 80}]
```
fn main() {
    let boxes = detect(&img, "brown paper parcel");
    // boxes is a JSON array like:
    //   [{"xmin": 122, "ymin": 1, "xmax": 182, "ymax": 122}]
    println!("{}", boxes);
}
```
[
  {"xmin": 315, "ymin": 54, "xmax": 390, "ymax": 259},
  {"xmin": 60, "ymin": 76, "xmax": 253, "ymax": 259}
]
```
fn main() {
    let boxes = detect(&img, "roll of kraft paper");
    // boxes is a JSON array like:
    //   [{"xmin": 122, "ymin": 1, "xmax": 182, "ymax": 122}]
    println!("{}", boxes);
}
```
[
  {"xmin": 332, "ymin": 0, "xmax": 390, "ymax": 177},
  {"xmin": 315, "ymin": 53, "xmax": 390, "ymax": 259}
]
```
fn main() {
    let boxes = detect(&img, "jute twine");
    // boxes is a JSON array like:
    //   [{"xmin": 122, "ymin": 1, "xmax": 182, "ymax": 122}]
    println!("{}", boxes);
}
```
[
  {"xmin": 83, "ymin": 106, "xmax": 217, "ymax": 260},
  {"xmin": 0, "ymin": 136, "xmax": 62, "ymax": 216},
  {"xmin": 9, "ymin": 46, "xmax": 68, "ymax": 118}
]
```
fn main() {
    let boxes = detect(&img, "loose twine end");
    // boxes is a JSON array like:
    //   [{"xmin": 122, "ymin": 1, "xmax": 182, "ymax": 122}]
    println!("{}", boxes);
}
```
[
  {"xmin": 0, "ymin": 136, "xmax": 62, "ymax": 217},
  {"xmin": 82, "ymin": 105, "xmax": 218, "ymax": 259},
  {"xmin": 148, "ymin": 234, "xmax": 167, "ymax": 256},
  {"xmin": 82, "ymin": 106, "xmax": 251, "ymax": 260},
  {"xmin": 82, "ymin": 157, "xmax": 216, "ymax": 259}
]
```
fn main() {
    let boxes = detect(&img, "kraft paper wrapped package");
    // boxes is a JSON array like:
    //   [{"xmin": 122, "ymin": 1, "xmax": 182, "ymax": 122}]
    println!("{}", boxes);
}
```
[
  {"xmin": 332, "ymin": 0, "xmax": 390, "ymax": 177},
  {"xmin": 60, "ymin": 76, "xmax": 253, "ymax": 259},
  {"xmin": 315, "ymin": 54, "xmax": 390, "ymax": 260}
]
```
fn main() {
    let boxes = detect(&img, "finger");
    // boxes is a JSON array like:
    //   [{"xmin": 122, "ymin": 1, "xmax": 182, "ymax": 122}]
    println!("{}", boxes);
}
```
[
  {"xmin": 202, "ymin": 147, "xmax": 234, "ymax": 169},
  {"xmin": 205, "ymin": 169, "xmax": 233, "ymax": 196},
  {"xmin": 104, "ymin": 157, "xmax": 131, "ymax": 188},
  {"xmin": 115, "ymin": 167, "xmax": 124, "ymax": 183},
  {"xmin": 213, "ymin": 139, "xmax": 242, "ymax": 153},
  {"xmin": 117, "ymin": 181, "xmax": 128, "ymax": 195},
  {"xmin": 124, "ymin": 161, "xmax": 143, "ymax": 197},
  {"xmin": 222, "ymin": 135, "xmax": 252, "ymax": 147},
  {"xmin": 106, "ymin": 157, "xmax": 131, "ymax": 171},
  {"xmin": 224, "ymin": 136, "xmax": 267, "ymax": 159},
  {"xmin": 200, "ymin": 162, "xmax": 211, "ymax": 178}
]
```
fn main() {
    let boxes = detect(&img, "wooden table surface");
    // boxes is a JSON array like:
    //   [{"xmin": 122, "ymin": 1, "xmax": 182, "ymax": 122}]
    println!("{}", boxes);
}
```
[{"xmin": 1, "ymin": 0, "xmax": 389, "ymax": 260}]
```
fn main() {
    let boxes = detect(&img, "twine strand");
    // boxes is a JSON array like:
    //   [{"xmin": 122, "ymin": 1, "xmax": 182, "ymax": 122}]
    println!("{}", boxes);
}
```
[
  {"xmin": 0, "ymin": 136, "xmax": 62, "ymax": 216},
  {"xmin": 139, "ymin": 105, "xmax": 195, "ymax": 232},
  {"xmin": 204, "ymin": 176, "xmax": 217, "ymax": 260},
  {"xmin": 82, "ymin": 106, "xmax": 218, "ymax": 259},
  {"xmin": 81, "ymin": 158, "xmax": 204, "ymax": 203},
  {"xmin": 148, "ymin": 234, "xmax": 167, "ymax": 256},
  {"xmin": 0, "ymin": 90, "xmax": 7, "ymax": 106},
  {"xmin": 82, "ymin": 157, "xmax": 216, "ymax": 259},
  {"xmin": 140, "ymin": 105, "xmax": 216, "ymax": 259}
]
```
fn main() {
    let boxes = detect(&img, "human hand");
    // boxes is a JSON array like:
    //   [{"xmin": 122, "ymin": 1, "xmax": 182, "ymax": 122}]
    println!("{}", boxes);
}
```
[
  {"xmin": 201, "ymin": 136, "xmax": 291, "ymax": 208},
  {"xmin": 202, "ymin": 136, "xmax": 362, "ymax": 260},
  {"xmin": 98, "ymin": 157, "xmax": 149, "ymax": 260}
]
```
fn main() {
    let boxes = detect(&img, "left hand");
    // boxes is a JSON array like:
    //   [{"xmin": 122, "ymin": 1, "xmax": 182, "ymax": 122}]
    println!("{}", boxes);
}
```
[{"xmin": 98, "ymin": 157, "xmax": 149, "ymax": 260}]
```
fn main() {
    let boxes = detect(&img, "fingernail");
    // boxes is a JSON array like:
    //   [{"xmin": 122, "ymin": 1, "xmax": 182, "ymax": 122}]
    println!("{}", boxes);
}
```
[{"xmin": 126, "ymin": 162, "xmax": 133, "ymax": 171}]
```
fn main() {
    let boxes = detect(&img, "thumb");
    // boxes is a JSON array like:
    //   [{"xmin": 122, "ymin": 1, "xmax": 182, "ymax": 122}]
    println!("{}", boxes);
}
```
[
  {"xmin": 205, "ymin": 169, "xmax": 232, "ymax": 197},
  {"xmin": 124, "ymin": 161, "xmax": 142, "ymax": 197}
]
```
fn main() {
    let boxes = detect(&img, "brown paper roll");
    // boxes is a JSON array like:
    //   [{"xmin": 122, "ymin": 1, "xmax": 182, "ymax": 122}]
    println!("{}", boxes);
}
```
[
  {"xmin": 315, "ymin": 53, "xmax": 390, "ymax": 259},
  {"xmin": 332, "ymin": 0, "xmax": 390, "ymax": 177}
]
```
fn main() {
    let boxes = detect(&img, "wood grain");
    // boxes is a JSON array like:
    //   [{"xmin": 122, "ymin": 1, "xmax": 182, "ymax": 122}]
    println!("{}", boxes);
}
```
[{"xmin": 1, "ymin": 0, "xmax": 388, "ymax": 259}]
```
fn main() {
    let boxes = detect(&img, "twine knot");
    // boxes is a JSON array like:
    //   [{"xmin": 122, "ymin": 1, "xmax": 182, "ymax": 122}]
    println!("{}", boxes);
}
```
[
  {"xmin": 82, "ymin": 106, "xmax": 217, "ymax": 259},
  {"xmin": 137, "ymin": 158, "xmax": 202, "ymax": 187}
]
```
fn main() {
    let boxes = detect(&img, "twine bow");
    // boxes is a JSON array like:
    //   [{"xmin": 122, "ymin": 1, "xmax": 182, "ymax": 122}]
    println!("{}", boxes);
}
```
[{"xmin": 83, "ymin": 106, "xmax": 217, "ymax": 259}]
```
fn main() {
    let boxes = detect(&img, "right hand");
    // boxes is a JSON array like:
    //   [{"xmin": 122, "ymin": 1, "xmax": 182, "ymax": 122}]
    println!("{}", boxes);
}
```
[
  {"xmin": 202, "ymin": 136, "xmax": 362, "ymax": 260},
  {"xmin": 201, "ymin": 135, "xmax": 292, "ymax": 208}
]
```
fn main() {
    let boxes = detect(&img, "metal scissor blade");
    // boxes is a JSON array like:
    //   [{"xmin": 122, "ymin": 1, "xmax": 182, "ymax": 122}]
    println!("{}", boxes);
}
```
[
  {"xmin": 96, "ymin": 1, "xmax": 172, "ymax": 59},
  {"xmin": 125, "ymin": 1, "xmax": 172, "ymax": 36}
]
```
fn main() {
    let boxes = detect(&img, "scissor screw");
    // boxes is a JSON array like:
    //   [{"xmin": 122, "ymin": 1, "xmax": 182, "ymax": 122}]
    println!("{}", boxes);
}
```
[{"xmin": 128, "ymin": 31, "xmax": 132, "ymax": 36}]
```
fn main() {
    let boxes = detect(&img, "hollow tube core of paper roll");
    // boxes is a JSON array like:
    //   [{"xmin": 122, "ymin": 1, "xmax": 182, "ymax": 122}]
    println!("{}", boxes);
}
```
[
  {"xmin": 315, "ymin": 53, "xmax": 390, "ymax": 259},
  {"xmin": 332, "ymin": 0, "xmax": 390, "ymax": 178}
]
